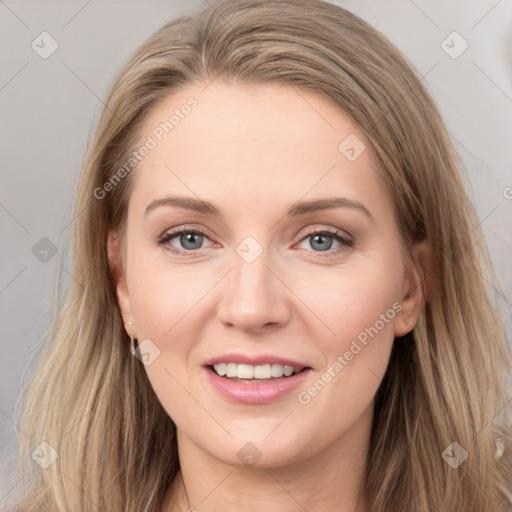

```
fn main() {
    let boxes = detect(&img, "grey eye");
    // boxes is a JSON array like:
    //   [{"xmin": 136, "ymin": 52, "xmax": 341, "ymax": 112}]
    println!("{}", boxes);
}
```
[
  {"xmin": 177, "ymin": 232, "xmax": 204, "ymax": 250},
  {"xmin": 309, "ymin": 233, "xmax": 334, "ymax": 252}
]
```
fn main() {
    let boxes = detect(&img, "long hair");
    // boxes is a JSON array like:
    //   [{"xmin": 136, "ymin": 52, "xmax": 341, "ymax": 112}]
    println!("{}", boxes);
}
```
[{"xmin": 10, "ymin": 1, "xmax": 512, "ymax": 510}]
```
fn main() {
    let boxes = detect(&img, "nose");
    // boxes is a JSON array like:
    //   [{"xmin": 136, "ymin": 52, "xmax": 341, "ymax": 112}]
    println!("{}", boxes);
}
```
[{"xmin": 216, "ymin": 249, "xmax": 291, "ymax": 334}]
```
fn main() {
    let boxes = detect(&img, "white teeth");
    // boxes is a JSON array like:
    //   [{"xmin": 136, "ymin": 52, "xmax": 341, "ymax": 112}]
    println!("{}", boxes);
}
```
[
  {"xmin": 215, "ymin": 363, "xmax": 227, "ymax": 376},
  {"xmin": 283, "ymin": 365, "xmax": 294, "ymax": 377},
  {"xmin": 212, "ymin": 363, "xmax": 300, "ymax": 379},
  {"xmin": 226, "ymin": 363, "xmax": 237, "ymax": 377},
  {"xmin": 271, "ymin": 364, "xmax": 284, "ymax": 377},
  {"xmin": 237, "ymin": 364, "xmax": 254, "ymax": 379},
  {"xmin": 253, "ymin": 364, "xmax": 271, "ymax": 379}
]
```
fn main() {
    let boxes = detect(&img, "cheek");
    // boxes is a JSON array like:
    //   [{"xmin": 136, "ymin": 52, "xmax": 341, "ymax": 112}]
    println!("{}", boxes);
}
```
[
  {"xmin": 290, "ymin": 254, "xmax": 403, "ymax": 350},
  {"xmin": 291, "ymin": 259, "xmax": 401, "ymax": 442},
  {"xmin": 126, "ymin": 261, "xmax": 211, "ymax": 426},
  {"xmin": 127, "ymin": 255, "xmax": 212, "ymax": 340},
  {"xmin": 289, "ymin": 254, "xmax": 400, "ymax": 409}
]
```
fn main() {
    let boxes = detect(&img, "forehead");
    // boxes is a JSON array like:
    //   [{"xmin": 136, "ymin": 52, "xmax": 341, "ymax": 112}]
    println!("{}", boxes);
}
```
[{"xmin": 130, "ymin": 81, "xmax": 388, "ymax": 217}]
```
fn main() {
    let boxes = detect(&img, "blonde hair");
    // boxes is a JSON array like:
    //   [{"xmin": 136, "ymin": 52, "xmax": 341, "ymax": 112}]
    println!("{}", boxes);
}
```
[{"xmin": 9, "ymin": 0, "xmax": 512, "ymax": 510}]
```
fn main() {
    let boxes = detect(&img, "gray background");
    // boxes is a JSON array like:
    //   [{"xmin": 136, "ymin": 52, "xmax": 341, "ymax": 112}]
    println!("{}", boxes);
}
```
[{"xmin": 1, "ymin": 0, "xmax": 511, "ymax": 505}]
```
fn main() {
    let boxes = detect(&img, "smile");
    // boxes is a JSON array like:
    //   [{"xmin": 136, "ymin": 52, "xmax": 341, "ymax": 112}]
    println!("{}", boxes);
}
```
[
  {"xmin": 212, "ymin": 363, "xmax": 303, "ymax": 379},
  {"xmin": 204, "ymin": 363, "xmax": 312, "ymax": 405}
]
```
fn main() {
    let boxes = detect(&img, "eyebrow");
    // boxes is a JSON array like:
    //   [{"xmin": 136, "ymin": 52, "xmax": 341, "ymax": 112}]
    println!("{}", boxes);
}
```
[{"xmin": 145, "ymin": 195, "xmax": 374, "ymax": 221}]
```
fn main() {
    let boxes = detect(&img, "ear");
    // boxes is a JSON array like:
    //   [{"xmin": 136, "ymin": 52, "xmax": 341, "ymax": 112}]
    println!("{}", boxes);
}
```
[
  {"xmin": 394, "ymin": 239, "xmax": 432, "ymax": 337},
  {"xmin": 108, "ymin": 230, "xmax": 136, "ymax": 338}
]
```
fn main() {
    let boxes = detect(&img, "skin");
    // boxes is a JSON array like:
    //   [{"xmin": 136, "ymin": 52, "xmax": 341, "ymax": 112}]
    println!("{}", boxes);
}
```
[{"xmin": 108, "ymin": 81, "xmax": 428, "ymax": 512}]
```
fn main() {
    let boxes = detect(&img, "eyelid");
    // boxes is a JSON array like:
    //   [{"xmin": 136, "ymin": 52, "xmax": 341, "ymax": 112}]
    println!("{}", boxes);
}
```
[
  {"xmin": 297, "ymin": 226, "xmax": 354, "ymax": 244},
  {"xmin": 157, "ymin": 225, "xmax": 217, "ymax": 252},
  {"xmin": 293, "ymin": 227, "xmax": 354, "ymax": 258},
  {"xmin": 157, "ymin": 225, "xmax": 354, "ymax": 257},
  {"xmin": 157, "ymin": 224, "xmax": 214, "ymax": 242}
]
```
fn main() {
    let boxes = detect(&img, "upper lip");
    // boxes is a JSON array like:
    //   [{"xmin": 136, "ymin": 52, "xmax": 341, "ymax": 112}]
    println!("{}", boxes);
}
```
[{"xmin": 203, "ymin": 353, "xmax": 311, "ymax": 368}]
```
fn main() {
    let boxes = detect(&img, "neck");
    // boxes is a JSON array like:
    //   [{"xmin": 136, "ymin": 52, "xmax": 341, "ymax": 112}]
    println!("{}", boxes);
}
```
[{"xmin": 163, "ymin": 403, "xmax": 372, "ymax": 512}]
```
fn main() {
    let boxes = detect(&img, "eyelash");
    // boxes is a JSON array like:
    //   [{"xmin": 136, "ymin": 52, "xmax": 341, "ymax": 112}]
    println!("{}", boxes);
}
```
[{"xmin": 157, "ymin": 226, "xmax": 354, "ymax": 258}]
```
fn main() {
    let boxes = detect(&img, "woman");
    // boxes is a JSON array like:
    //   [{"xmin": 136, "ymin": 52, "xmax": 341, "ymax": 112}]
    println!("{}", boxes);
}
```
[{"xmin": 10, "ymin": 0, "xmax": 512, "ymax": 510}]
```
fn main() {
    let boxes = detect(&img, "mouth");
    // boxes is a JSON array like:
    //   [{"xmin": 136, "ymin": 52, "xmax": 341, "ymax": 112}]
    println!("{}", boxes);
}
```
[
  {"xmin": 203, "ymin": 357, "xmax": 312, "ymax": 404},
  {"xmin": 207, "ymin": 363, "xmax": 307, "ymax": 381}
]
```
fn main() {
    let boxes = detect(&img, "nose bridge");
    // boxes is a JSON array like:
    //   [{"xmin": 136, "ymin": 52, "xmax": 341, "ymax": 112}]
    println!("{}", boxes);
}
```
[
  {"xmin": 217, "ymin": 240, "xmax": 289, "ymax": 329},
  {"xmin": 232, "ymin": 248, "xmax": 273, "ymax": 297}
]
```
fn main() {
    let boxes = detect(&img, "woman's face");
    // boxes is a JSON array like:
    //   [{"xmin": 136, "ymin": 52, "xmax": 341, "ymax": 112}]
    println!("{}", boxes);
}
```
[{"xmin": 111, "ymin": 81, "xmax": 422, "ymax": 468}]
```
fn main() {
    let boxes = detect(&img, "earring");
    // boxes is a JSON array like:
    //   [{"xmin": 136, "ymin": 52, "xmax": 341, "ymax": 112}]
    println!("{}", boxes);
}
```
[{"xmin": 128, "ymin": 322, "xmax": 137, "ymax": 357}]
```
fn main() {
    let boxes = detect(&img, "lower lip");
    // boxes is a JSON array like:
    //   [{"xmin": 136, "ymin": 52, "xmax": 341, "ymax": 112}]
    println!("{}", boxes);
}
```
[{"xmin": 204, "ymin": 366, "xmax": 311, "ymax": 405}]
